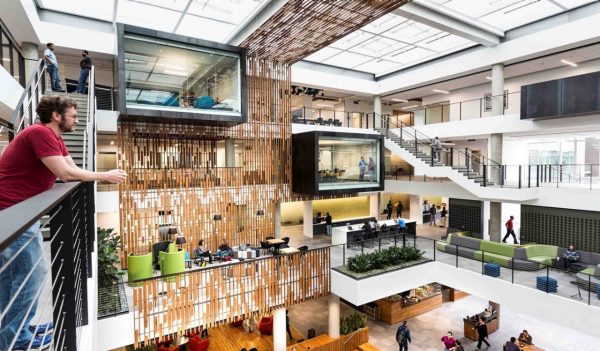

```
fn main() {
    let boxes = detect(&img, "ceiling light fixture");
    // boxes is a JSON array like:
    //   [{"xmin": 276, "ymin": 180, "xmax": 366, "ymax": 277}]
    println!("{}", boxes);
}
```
[
  {"xmin": 561, "ymin": 59, "xmax": 578, "ymax": 67},
  {"xmin": 164, "ymin": 69, "xmax": 188, "ymax": 77},
  {"xmin": 485, "ymin": 76, "xmax": 492, "ymax": 80},
  {"xmin": 110, "ymin": 141, "xmax": 115, "ymax": 145},
  {"xmin": 432, "ymin": 89, "xmax": 450, "ymax": 94},
  {"xmin": 317, "ymin": 103, "xmax": 334, "ymax": 108},
  {"xmin": 392, "ymin": 98, "xmax": 408, "ymax": 102},
  {"xmin": 401, "ymin": 105, "xmax": 418, "ymax": 110}
]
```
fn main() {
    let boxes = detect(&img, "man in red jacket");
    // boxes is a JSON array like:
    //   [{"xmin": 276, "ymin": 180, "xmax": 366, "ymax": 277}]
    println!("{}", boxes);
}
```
[
  {"xmin": 502, "ymin": 215, "xmax": 518, "ymax": 244},
  {"xmin": 0, "ymin": 95, "xmax": 126, "ymax": 350}
]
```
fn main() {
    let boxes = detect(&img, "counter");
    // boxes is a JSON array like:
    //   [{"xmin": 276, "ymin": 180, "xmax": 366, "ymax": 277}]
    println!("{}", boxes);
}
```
[
  {"xmin": 463, "ymin": 313, "xmax": 499, "ymax": 341},
  {"xmin": 330, "ymin": 219, "xmax": 411, "ymax": 245},
  {"xmin": 374, "ymin": 283, "xmax": 442, "ymax": 325}
]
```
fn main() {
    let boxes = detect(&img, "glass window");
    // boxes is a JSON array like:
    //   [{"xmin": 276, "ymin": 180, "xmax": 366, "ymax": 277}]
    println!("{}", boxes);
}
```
[
  {"xmin": 1, "ymin": 32, "xmax": 10, "ymax": 74},
  {"xmin": 318, "ymin": 137, "xmax": 381, "ymax": 191},
  {"xmin": 123, "ymin": 34, "xmax": 242, "ymax": 117}
]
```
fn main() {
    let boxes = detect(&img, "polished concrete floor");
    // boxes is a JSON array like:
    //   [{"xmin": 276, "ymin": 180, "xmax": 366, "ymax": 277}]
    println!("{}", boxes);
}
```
[{"xmin": 289, "ymin": 294, "xmax": 598, "ymax": 351}]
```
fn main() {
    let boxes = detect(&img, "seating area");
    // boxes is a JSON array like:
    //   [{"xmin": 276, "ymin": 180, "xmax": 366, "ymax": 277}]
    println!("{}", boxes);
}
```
[{"xmin": 436, "ymin": 232, "xmax": 600, "ymax": 273}]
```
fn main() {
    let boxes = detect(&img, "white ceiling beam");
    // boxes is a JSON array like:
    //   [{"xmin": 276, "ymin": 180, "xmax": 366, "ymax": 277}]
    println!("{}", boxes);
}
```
[
  {"xmin": 227, "ymin": 0, "xmax": 288, "ymax": 46},
  {"xmin": 394, "ymin": 1, "xmax": 503, "ymax": 47}
]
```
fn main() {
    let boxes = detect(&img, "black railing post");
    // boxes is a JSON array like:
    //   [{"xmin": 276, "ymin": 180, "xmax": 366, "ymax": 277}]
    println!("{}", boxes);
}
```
[
  {"xmin": 481, "ymin": 251, "xmax": 485, "ymax": 275},
  {"xmin": 589, "ymin": 275, "xmax": 592, "ymax": 305},
  {"xmin": 465, "ymin": 150, "xmax": 470, "ymax": 178},
  {"xmin": 528, "ymin": 165, "xmax": 531, "ymax": 188},
  {"xmin": 511, "ymin": 258, "xmax": 514, "ymax": 283},
  {"xmin": 431, "ymin": 147, "xmax": 434, "ymax": 166},
  {"xmin": 403, "ymin": 234, "xmax": 406, "ymax": 248},
  {"xmin": 455, "ymin": 245, "xmax": 459, "ymax": 268},
  {"xmin": 378, "ymin": 237, "xmax": 381, "ymax": 251},
  {"xmin": 414, "ymin": 129, "xmax": 418, "ymax": 155},
  {"xmin": 483, "ymin": 165, "xmax": 487, "ymax": 187},
  {"xmin": 343, "ymin": 244, "xmax": 346, "ymax": 265},
  {"xmin": 50, "ymin": 192, "xmax": 79, "ymax": 351},
  {"xmin": 433, "ymin": 240, "xmax": 436, "ymax": 261},
  {"xmin": 546, "ymin": 265, "xmax": 550, "ymax": 293},
  {"xmin": 450, "ymin": 147, "xmax": 454, "ymax": 167},
  {"xmin": 590, "ymin": 165, "xmax": 594, "ymax": 190},
  {"xmin": 536, "ymin": 165, "xmax": 540, "ymax": 187},
  {"xmin": 518, "ymin": 165, "xmax": 522, "ymax": 189}
]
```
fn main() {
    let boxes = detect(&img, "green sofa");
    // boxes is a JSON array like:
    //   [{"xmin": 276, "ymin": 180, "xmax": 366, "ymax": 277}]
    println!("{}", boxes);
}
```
[
  {"xmin": 127, "ymin": 252, "xmax": 153, "ymax": 286},
  {"xmin": 525, "ymin": 245, "xmax": 557, "ymax": 266},
  {"xmin": 474, "ymin": 241, "xmax": 515, "ymax": 266},
  {"xmin": 159, "ymin": 249, "xmax": 185, "ymax": 282}
]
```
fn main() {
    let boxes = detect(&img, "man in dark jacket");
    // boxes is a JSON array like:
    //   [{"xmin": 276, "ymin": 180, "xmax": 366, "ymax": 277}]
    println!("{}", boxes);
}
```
[
  {"xmin": 386, "ymin": 200, "xmax": 393, "ymax": 220},
  {"xmin": 396, "ymin": 320, "xmax": 411, "ymax": 351},
  {"xmin": 325, "ymin": 212, "xmax": 333, "ymax": 235},
  {"xmin": 76, "ymin": 50, "xmax": 92, "ymax": 94},
  {"xmin": 475, "ymin": 317, "xmax": 490, "ymax": 349}
]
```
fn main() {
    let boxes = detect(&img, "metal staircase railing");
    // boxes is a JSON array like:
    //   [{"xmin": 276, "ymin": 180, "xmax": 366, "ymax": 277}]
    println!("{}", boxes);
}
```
[
  {"xmin": 82, "ymin": 66, "xmax": 96, "ymax": 171},
  {"xmin": 4, "ymin": 59, "xmax": 47, "ymax": 141}
]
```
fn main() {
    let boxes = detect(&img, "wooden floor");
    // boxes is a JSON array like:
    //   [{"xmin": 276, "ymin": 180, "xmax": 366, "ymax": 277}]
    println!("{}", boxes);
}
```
[{"xmin": 202, "ymin": 322, "xmax": 305, "ymax": 351}]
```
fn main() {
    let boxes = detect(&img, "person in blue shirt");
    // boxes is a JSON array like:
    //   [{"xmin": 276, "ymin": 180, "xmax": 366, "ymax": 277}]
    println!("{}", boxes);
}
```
[
  {"xmin": 396, "ymin": 320, "xmax": 411, "ymax": 351},
  {"xmin": 561, "ymin": 244, "xmax": 580, "ymax": 269},
  {"xmin": 43, "ymin": 43, "xmax": 65, "ymax": 92},
  {"xmin": 358, "ymin": 156, "xmax": 367, "ymax": 181}
]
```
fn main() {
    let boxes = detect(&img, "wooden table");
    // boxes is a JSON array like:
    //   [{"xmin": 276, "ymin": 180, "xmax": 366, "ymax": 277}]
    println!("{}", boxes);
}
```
[
  {"xmin": 279, "ymin": 247, "xmax": 299, "ymax": 254},
  {"xmin": 286, "ymin": 334, "xmax": 334, "ymax": 351},
  {"xmin": 267, "ymin": 238, "xmax": 285, "ymax": 245},
  {"xmin": 521, "ymin": 344, "xmax": 544, "ymax": 351}
]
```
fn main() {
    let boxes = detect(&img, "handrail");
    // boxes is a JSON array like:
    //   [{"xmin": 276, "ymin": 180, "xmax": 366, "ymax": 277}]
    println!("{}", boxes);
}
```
[
  {"xmin": 0, "ymin": 182, "xmax": 80, "ymax": 252},
  {"xmin": 343, "ymin": 327, "xmax": 366, "ymax": 345},
  {"xmin": 6, "ymin": 59, "xmax": 47, "ymax": 139}
]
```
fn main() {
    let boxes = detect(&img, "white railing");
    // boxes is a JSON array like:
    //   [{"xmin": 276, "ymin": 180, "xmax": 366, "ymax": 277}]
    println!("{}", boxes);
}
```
[{"xmin": 82, "ymin": 66, "xmax": 96, "ymax": 171}]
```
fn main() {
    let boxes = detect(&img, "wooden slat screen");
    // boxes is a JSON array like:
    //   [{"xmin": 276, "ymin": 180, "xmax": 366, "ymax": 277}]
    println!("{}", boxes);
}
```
[
  {"xmin": 240, "ymin": 0, "xmax": 412, "ymax": 63},
  {"xmin": 132, "ymin": 247, "xmax": 330, "ymax": 346}
]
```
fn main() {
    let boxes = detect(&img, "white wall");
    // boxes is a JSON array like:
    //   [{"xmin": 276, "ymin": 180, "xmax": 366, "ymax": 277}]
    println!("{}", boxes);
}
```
[
  {"xmin": 0, "ymin": 66, "xmax": 25, "ymax": 124},
  {"xmin": 96, "ymin": 110, "xmax": 118, "ymax": 133},
  {"xmin": 501, "ymin": 203, "xmax": 521, "ymax": 243}
]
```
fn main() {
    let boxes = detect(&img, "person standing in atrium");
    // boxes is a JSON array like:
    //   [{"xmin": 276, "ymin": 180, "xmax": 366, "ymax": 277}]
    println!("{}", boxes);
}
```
[
  {"xmin": 325, "ymin": 212, "xmax": 333, "ymax": 235},
  {"xmin": 368, "ymin": 156, "xmax": 376, "ymax": 181},
  {"xmin": 0, "ymin": 95, "xmax": 126, "ymax": 350},
  {"xmin": 43, "ymin": 43, "xmax": 65, "ymax": 92},
  {"xmin": 386, "ymin": 200, "xmax": 393, "ymax": 220},
  {"xmin": 475, "ymin": 316, "xmax": 491, "ymax": 349},
  {"xmin": 396, "ymin": 200, "xmax": 403, "ymax": 218},
  {"xmin": 502, "ymin": 215, "xmax": 518, "ymax": 244},
  {"xmin": 396, "ymin": 320, "xmax": 411, "ymax": 351},
  {"xmin": 76, "ymin": 50, "xmax": 92, "ymax": 94},
  {"xmin": 429, "ymin": 204, "xmax": 437, "ymax": 226}
]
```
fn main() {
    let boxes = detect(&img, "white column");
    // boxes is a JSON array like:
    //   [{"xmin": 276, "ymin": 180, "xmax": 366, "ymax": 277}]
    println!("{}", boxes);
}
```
[
  {"xmin": 274, "ymin": 201, "xmax": 281, "ymax": 239},
  {"xmin": 483, "ymin": 201, "xmax": 491, "ymax": 241},
  {"xmin": 491, "ymin": 63, "xmax": 504, "ymax": 116},
  {"xmin": 21, "ymin": 42, "xmax": 39, "ymax": 80},
  {"xmin": 225, "ymin": 138, "xmax": 235, "ymax": 167},
  {"xmin": 369, "ymin": 194, "xmax": 380, "ymax": 219},
  {"xmin": 489, "ymin": 202, "xmax": 502, "ymax": 242},
  {"xmin": 374, "ymin": 95, "xmax": 382, "ymax": 128},
  {"xmin": 328, "ymin": 293, "xmax": 340, "ymax": 339},
  {"xmin": 273, "ymin": 308, "xmax": 287, "ymax": 351},
  {"xmin": 409, "ymin": 194, "xmax": 423, "ymax": 224},
  {"xmin": 303, "ymin": 201, "xmax": 313, "ymax": 238}
]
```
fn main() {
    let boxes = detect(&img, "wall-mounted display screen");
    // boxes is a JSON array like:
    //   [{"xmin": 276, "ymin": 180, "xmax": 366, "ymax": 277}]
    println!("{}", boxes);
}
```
[
  {"xmin": 117, "ymin": 25, "xmax": 246, "ymax": 124},
  {"xmin": 292, "ymin": 131, "xmax": 384, "ymax": 195}
]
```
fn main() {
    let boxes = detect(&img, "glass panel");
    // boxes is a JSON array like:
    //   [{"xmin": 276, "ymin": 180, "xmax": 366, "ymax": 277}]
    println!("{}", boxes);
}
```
[
  {"xmin": 117, "ymin": 1, "xmax": 181, "ymax": 32},
  {"xmin": 124, "ymin": 34, "xmax": 241, "ymax": 117},
  {"xmin": 322, "ymin": 51, "xmax": 372, "ymax": 69},
  {"xmin": 12, "ymin": 46, "xmax": 20, "ymax": 81},
  {"xmin": 38, "ymin": 0, "xmax": 113, "ymax": 21},
  {"xmin": 1, "ymin": 32, "xmax": 10, "ymax": 74},
  {"xmin": 318, "ymin": 137, "xmax": 381, "ymax": 191},
  {"xmin": 176, "ymin": 15, "xmax": 237, "ymax": 43}
]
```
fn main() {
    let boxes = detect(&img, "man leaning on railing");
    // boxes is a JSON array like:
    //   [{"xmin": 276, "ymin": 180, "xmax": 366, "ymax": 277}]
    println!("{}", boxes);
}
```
[{"xmin": 0, "ymin": 95, "xmax": 126, "ymax": 350}]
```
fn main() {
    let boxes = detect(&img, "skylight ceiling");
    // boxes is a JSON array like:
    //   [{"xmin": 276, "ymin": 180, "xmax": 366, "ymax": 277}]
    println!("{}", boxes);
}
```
[
  {"xmin": 428, "ymin": 0, "xmax": 598, "ymax": 31},
  {"xmin": 37, "ymin": 0, "xmax": 269, "ymax": 43},
  {"xmin": 304, "ymin": 13, "xmax": 478, "ymax": 75}
]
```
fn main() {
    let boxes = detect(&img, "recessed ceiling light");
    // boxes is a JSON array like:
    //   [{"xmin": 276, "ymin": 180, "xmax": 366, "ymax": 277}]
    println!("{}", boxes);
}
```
[
  {"xmin": 401, "ymin": 105, "xmax": 418, "ymax": 110},
  {"xmin": 392, "ymin": 98, "xmax": 408, "ymax": 102},
  {"xmin": 110, "ymin": 141, "xmax": 115, "ymax": 145},
  {"xmin": 432, "ymin": 89, "xmax": 450, "ymax": 94},
  {"xmin": 561, "ymin": 59, "xmax": 578, "ymax": 67},
  {"xmin": 317, "ymin": 104, "xmax": 334, "ymax": 108},
  {"xmin": 2, "ymin": 58, "xmax": 10, "ymax": 62},
  {"xmin": 164, "ymin": 69, "xmax": 188, "ymax": 77},
  {"xmin": 485, "ymin": 76, "xmax": 492, "ymax": 80}
]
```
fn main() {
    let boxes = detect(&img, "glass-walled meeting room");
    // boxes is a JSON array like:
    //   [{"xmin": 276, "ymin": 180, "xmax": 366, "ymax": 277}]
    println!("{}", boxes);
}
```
[
  {"xmin": 120, "ymin": 26, "xmax": 244, "ymax": 121},
  {"xmin": 318, "ymin": 136, "xmax": 382, "ymax": 191}
]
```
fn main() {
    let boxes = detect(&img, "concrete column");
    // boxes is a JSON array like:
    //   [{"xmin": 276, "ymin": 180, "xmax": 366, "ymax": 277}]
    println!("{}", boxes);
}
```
[
  {"xmin": 374, "ymin": 95, "xmax": 382, "ymax": 128},
  {"xmin": 491, "ymin": 63, "xmax": 504, "ymax": 116},
  {"xmin": 303, "ymin": 201, "xmax": 313, "ymax": 238},
  {"xmin": 21, "ymin": 42, "xmax": 39, "ymax": 80},
  {"xmin": 225, "ymin": 138, "xmax": 235, "ymax": 167},
  {"xmin": 369, "ymin": 193, "xmax": 380, "ymax": 219},
  {"xmin": 489, "ymin": 202, "xmax": 502, "ymax": 242},
  {"xmin": 274, "ymin": 201, "xmax": 281, "ymax": 238},
  {"xmin": 328, "ymin": 293, "xmax": 340, "ymax": 339},
  {"xmin": 273, "ymin": 308, "xmax": 287, "ymax": 351},
  {"xmin": 409, "ymin": 194, "xmax": 423, "ymax": 224}
]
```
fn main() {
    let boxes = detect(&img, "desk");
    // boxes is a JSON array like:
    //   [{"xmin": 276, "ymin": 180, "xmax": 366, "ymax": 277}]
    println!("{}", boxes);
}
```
[
  {"xmin": 331, "ymin": 219, "xmax": 411, "ymax": 245},
  {"xmin": 279, "ymin": 247, "xmax": 299, "ymax": 254},
  {"xmin": 286, "ymin": 334, "xmax": 334, "ymax": 351}
]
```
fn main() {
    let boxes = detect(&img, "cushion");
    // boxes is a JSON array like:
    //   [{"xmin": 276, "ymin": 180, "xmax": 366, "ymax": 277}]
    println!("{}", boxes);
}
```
[
  {"xmin": 579, "ymin": 251, "xmax": 591, "ymax": 265},
  {"xmin": 528, "ymin": 256, "xmax": 553, "ymax": 265},
  {"xmin": 480, "ymin": 240, "xmax": 514, "ymax": 258},
  {"xmin": 474, "ymin": 252, "xmax": 512, "ymax": 266},
  {"xmin": 514, "ymin": 247, "xmax": 528, "ymax": 260},
  {"xmin": 525, "ymin": 245, "xmax": 557, "ymax": 259},
  {"xmin": 450, "ymin": 235, "xmax": 481, "ymax": 250},
  {"xmin": 590, "ymin": 253, "xmax": 600, "ymax": 266}
]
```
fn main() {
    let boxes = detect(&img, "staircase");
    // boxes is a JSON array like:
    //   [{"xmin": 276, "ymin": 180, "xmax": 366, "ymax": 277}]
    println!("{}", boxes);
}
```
[{"xmin": 374, "ymin": 119, "xmax": 538, "ymax": 201}]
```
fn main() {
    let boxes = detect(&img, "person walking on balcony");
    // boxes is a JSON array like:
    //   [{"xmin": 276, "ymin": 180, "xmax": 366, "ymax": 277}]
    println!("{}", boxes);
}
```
[
  {"xmin": 76, "ymin": 50, "xmax": 92, "ymax": 94},
  {"xmin": 325, "ymin": 212, "xmax": 333, "ymax": 235},
  {"xmin": 502, "ymin": 215, "xmax": 518, "ymax": 244},
  {"xmin": 432, "ymin": 136, "xmax": 442, "ymax": 162},
  {"xmin": 43, "ymin": 43, "xmax": 65, "ymax": 92},
  {"xmin": 0, "ymin": 95, "xmax": 126, "ymax": 350},
  {"xmin": 358, "ymin": 156, "xmax": 367, "ymax": 181},
  {"xmin": 396, "ymin": 320, "xmax": 411, "ymax": 351}
]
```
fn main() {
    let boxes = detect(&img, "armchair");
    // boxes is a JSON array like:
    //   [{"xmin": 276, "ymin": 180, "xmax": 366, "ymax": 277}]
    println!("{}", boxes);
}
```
[
  {"xmin": 127, "ymin": 252, "xmax": 153, "ymax": 286},
  {"xmin": 258, "ymin": 316, "xmax": 273, "ymax": 335},
  {"xmin": 159, "ymin": 249, "xmax": 185, "ymax": 282}
]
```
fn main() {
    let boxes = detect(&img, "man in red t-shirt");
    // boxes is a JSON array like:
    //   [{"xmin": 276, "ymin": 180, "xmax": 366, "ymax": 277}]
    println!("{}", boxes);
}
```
[
  {"xmin": 502, "ymin": 215, "xmax": 518, "ymax": 244},
  {"xmin": 0, "ymin": 95, "xmax": 126, "ymax": 350}
]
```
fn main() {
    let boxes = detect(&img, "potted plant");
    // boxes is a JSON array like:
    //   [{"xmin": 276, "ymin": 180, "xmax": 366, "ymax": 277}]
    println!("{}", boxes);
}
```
[{"xmin": 97, "ymin": 227, "xmax": 126, "ymax": 318}]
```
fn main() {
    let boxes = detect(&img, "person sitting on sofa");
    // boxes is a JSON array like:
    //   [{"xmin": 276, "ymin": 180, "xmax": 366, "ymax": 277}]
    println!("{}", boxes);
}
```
[
  {"xmin": 194, "ymin": 239, "xmax": 212, "ymax": 264},
  {"xmin": 518, "ymin": 330, "xmax": 532, "ymax": 345},
  {"xmin": 216, "ymin": 239, "xmax": 233, "ymax": 258},
  {"xmin": 561, "ymin": 244, "xmax": 580, "ymax": 269}
]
